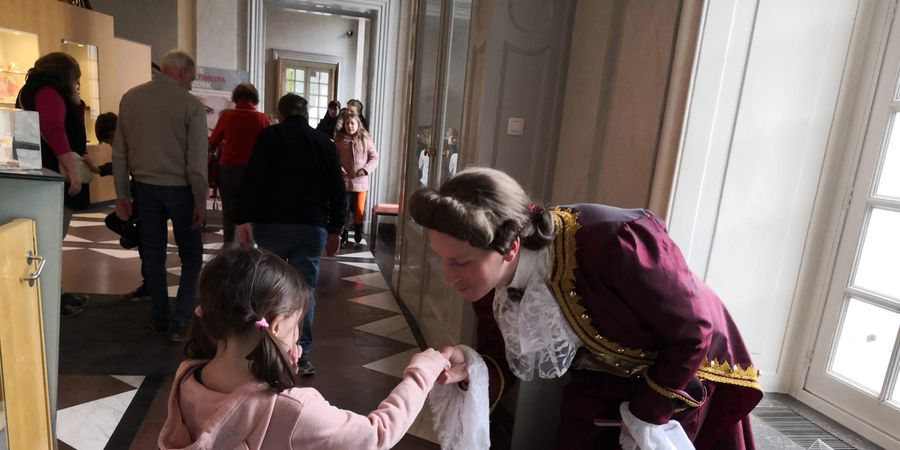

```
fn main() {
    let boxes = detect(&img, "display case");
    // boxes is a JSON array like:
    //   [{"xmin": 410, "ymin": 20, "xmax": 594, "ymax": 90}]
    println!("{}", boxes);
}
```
[
  {"xmin": 61, "ymin": 39, "xmax": 100, "ymax": 143},
  {"xmin": 0, "ymin": 28, "xmax": 39, "ymax": 107}
]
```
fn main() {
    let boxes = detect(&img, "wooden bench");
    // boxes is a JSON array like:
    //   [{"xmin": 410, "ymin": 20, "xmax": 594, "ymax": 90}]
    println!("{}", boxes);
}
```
[{"xmin": 369, "ymin": 203, "xmax": 399, "ymax": 252}]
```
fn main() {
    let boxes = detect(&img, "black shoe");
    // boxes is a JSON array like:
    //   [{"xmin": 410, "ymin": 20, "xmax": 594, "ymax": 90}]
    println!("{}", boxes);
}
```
[
  {"xmin": 353, "ymin": 224, "xmax": 363, "ymax": 243},
  {"xmin": 169, "ymin": 324, "xmax": 188, "ymax": 342},
  {"xmin": 119, "ymin": 236, "xmax": 139, "ymax": 249},
  {"xmin": 62, "ymin": 293, "xmax": 88, "ymax": 308},
  {"xmin": 297, "ymin": 360, "xmax": 316, "ymax": 376},
  {"xmin": 149, "ymin": 322, "xmax": 170, "ymax": 335},
  {"xmin": 61, "ymin": 303, "xmax": 83, "ymax": 318},
  {"xmin": 123, "ymin": 284, "xmax": 150, "ymax": 302},
  {"xmin": 340, "ymin": 238, "xmax": 350, "ymax": 248}
]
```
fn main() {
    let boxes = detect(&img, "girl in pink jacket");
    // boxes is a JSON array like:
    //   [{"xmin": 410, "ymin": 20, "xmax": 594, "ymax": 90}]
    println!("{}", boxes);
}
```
[
  {"xmin": 335, "ymin": 113, "xmax": 379, "ymax": 247},
  {"xmin": 158, "ymin": 247, "xmax": 449, "ymax": 450}
]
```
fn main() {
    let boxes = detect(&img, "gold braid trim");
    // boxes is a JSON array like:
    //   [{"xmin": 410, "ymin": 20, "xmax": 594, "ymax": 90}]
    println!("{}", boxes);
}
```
[
  {"xmin": 548, "ymin": 209, "xmax": 656, "ymax": 366},
  {"xmin": 696, "ymin": 358, "xmax": 762, "ymax": 390},
  {"xmin": 482, "ymin": 354, "xmax": 505, "ymax": 413},
  {"xmin": 643, "ymin": 372, "xmax": 703, "ymax": 408}
]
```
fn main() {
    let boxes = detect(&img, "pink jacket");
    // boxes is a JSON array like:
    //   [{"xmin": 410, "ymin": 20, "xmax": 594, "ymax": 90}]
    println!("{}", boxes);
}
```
[
  {"xmin": 335, "ymin": 133, "xmax": 378, "ymax": 192},
  {"xmin": 158, "ymin": 354, "xmax": 447, "ymax": 450}
]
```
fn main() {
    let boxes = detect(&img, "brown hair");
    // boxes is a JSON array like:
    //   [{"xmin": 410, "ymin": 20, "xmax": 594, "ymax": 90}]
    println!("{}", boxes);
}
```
[
  {"xmin": 185, "ymin": 247, "xmax": 309, "ymax": 392},
  {"xmin": 94, "ymin": 112, "xmax": 118, "ymax": 144},
  {"xmin": 27, "ymin": 52, "xmax": 81, "ymax": 97},
  {"xmin": 231, "ymin": 82, "xmax": 260, "ymax": 105},
  {"xmin": 335, "ymin": 110, "xmax": 370, "ymax": 141},
  {"xmin": 409, "ymin": 167, "xmax": 554, "ymax": 254}
]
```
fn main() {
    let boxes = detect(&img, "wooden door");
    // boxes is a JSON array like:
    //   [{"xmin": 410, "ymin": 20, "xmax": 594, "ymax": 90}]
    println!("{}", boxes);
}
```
[{"xmin": 0, "ymin": 218, "xmax": 53, "ymax": 448}]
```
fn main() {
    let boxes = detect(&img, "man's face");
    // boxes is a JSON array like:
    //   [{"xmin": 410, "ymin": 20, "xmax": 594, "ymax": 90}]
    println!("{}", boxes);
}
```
[
  {"xmin": 429, "ymin": 230, "xmax": 511, "ymax": 301},
  {"xmin": 179, "ymin": 67, "xmax": 196, "ymax": 90}
]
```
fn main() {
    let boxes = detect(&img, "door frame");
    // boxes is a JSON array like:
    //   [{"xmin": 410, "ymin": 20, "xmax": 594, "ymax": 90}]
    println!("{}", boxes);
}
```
[{"xmin": 790, "ymin": 1, "xmax": 900, "ymax": 448}]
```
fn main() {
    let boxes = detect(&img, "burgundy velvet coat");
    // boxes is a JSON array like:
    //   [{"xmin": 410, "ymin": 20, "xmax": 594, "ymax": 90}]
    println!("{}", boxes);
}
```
[{"xmin": 473, "ymin": 204, "xmax": 763, "ymax": 449}]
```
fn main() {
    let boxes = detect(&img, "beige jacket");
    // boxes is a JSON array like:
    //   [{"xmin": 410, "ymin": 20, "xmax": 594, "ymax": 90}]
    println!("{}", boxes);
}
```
[{"xmin": 112, "ymin": 75, "xmax": 208, "ymax": 205}]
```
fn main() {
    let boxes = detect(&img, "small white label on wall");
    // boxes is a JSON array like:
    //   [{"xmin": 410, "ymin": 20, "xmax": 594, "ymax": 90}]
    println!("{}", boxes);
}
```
[{"xmin": 507, "ymin": 117, "xmax": 525, "ymax": 136}]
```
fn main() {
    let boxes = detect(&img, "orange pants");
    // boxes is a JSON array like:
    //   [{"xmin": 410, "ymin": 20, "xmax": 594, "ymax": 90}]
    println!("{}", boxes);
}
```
[{"xmin": 349, "ymin": 191, "xmax": 367, "ymax": 225}]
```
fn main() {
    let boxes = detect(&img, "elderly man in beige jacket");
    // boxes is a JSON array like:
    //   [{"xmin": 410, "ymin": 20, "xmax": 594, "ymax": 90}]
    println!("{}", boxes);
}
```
[{"xmin": 112, "ymin": 49, "xmax": 207, "ymax": 342}]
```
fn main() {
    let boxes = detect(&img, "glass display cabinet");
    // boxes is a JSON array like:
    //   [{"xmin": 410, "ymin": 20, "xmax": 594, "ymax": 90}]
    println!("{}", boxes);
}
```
[
  {"xmin": 0, "ymin": 28, "xmax": 39, "ymax": 107},
  {"xmin": 61, "ymin": 39, "xmax": 100, "ymax": 143}
]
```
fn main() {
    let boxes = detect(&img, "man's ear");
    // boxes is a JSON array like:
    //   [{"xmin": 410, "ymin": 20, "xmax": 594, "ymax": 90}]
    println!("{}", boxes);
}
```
[{"xmin": 503, "ymin": 236, "xmax": 521, "ymax": 262}]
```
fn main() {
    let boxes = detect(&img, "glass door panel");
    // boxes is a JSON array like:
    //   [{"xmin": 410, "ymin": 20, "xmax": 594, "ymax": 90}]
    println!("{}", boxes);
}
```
[
  {"xmin": 62, "ymin": 40, "xmax": 100, "ymax": 143},
  {"xmin": 397, "ymin": 0, "xmax": 472, "ymax": 347},
  {"xmin": 397, "ymin": 0, "xmax": 444, "ymax": 322}
]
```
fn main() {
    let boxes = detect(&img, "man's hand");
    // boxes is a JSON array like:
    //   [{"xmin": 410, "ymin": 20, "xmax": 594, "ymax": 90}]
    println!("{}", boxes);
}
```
[
  {"xmin": 236, "ymin": 223, "xmax": 254, "ymax": 248},
  {"xmin": 437, "ymin": 346, "xmax": 470, "ymax": 384},
  {"xmin": 115, "ymin": 198, "xmax": 133, "ymax": 220},
  {"xmin": 191, "ymin": 206, "xmax": 206, "ymax": 230},
  {"xmin": 325, "ymin": 233, "xmax": 340, "ymax": 256}
]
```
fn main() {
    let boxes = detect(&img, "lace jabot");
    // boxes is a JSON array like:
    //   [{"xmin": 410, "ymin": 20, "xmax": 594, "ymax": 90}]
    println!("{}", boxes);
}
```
[{"xmin": 493, "ymin": 246, "xmax": 582, "ymax": 381}]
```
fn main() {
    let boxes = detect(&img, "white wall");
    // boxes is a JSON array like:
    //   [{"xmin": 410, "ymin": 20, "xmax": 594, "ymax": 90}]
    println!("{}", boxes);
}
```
[
  {"xmin": 669, "ymin": 0, "xmax": 861, "ymax": 391},
  {"xmin": 264, "ymin": 7, "xmax": 362, "ymax": 112},
  {"xmin": 90, "ymin": 0, "xmax": 179, "ymax": 63},
  {"xmin": 196, "ymin": 0, "xmax": 240, "ymax": 70}
]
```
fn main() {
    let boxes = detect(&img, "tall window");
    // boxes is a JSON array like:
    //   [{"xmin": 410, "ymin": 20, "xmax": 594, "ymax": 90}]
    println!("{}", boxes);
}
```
[{"xmin": 276, "ymin": 58, "xmax": 337, "ymax": 128}]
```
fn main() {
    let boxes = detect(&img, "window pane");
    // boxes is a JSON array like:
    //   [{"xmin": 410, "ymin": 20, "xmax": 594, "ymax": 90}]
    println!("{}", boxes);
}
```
[
  {"xmin": 830, "ymin": 298, "xmax": 900, "ymax": 393},
  {"xmin": 877, "ymin": 114, "xmax": 900, "ymax": 198},
  {"xmin": 284, "ymin": 82, "xmax": 291, "ymax": 93},
  {"xmin": 297, "ymin": 69, "xmax": 305, "ymax": 80},
  {"xmin": 295, "ymin": 82, "xmax": 304, "ymax": 95},
  {"xmin": 853, "ymin": 208, "xmax": 900, "ymax": 300},
  {"xmin": 893, "ymin": 367, "xmax": 900, "ymax": 404},
  {"xmin": 321, "ymin": 72, "xmax": 329, "ymax": 83},
  {"xmin": 310, "ymin": 84, "xmax": 319, "ymax": 96},
  {"xmin": 286, "ymin": 69, "xmax": 294, "ymax": 81}
]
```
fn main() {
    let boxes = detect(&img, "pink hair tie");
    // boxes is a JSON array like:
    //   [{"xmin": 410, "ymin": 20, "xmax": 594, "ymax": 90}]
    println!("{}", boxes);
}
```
[
  {"xmin": 254, "ymin": 317, "xmax": 270, "ymax": 329},
  {"xmin": 194, "ymin": 305, "xmax": 203, "ymax": 317}
]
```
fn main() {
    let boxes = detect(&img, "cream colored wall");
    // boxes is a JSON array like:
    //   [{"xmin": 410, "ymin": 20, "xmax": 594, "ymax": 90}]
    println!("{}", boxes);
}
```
[
  {"xmin": 550, "ymin": 0, "xmax": 683, "ymax": 209},
  {"xmin": 0, "ymin": 0, "xmax": 151, "ymax": 115}
]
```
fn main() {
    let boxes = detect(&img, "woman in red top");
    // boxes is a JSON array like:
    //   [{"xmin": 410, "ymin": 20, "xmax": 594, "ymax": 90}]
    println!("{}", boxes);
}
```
[{"xmin": 209, "ymin": 82, "xmax": 270, "ymax": 244}]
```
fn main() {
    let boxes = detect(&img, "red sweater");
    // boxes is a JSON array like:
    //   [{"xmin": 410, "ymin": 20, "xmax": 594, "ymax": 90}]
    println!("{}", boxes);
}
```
[{"xmin": 209, "ymin": 101, "xmax": 270, "ymax": 166}]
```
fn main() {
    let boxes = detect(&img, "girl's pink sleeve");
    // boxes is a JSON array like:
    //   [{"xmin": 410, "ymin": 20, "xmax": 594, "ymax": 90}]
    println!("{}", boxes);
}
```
[
  {"xmin": 362, "ymin": 137, "xmax": 379, "ymax": 174},
  {"xmin": 290, "ymin": 352, "xmax": 447, "ymax": 450},
  {"xmin": 34, "ymin": 87, "xmax": 72, "ymax": 156}
]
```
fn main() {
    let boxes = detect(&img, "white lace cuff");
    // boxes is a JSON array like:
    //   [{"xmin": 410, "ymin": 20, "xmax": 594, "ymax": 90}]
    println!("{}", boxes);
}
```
[
  {"xmin": 618, "ymin": 402, "xmax": 694, "ymax": 450},
  {"xmin": 428, "ymin": 345, "xmax": 491, "ymax": 450}
]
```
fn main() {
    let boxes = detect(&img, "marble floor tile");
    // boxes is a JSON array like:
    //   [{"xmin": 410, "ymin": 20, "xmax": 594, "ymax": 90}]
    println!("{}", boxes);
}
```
[
  {"xmin": 363, "ymin": 348, "xmax": 420, "ymax": 379},
  {"xmin": 75, "ymin": 212, "xmax": 113, "ymax": 220},
  {"xmin": 68, "ymin": 220, "xmax": 106, "ymax": 228},
  {"xmin": 112, "ymin": 375, "xmax": 145, "ymax": 389},
  {"xmin": 64, "ymin": 235, "xmax": 92, "ymax": 243},
  {"xmin": 343, "ymin": 272, "xmax": 390, "ymax": 290},
  {"xmin": 338, "ymin": 250, "xmax": 375, "ymax": 259},
  {"xmin": 347, "ymin": 291, "xmax": 402, "ymax": 313},
  {"xmin": 338, "ymin": 261, "xmax": 381, "ymax": 271},
  {"xmin": 89, "ymin": 248, "xmax": 140, "ymax": 259},
  {"xmin": 355, "ymin": 315, "xmax": 418, "ymax": 345},
  {"xmin": 408, "ymin": 405, "xmax": 440, "ymax": 444},
  {"xmin": 57, "ymin": 389, "xmax": 137, "ymax": 450}
]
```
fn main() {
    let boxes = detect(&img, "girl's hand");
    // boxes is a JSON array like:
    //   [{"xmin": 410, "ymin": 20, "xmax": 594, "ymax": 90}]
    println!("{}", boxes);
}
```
[
  {"xmin": 437, "ymin": 346, "xmax": 469, "ymax": 384},
  {"xmin": 82, "ymin": 154, "xmax": 100, "ymax": 174},
  {"xmin": 354, "ymin": 168, "xmax": 367, "ymax": 177}
]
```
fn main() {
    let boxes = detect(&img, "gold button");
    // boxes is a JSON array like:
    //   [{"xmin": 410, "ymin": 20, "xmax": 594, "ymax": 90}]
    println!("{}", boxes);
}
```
[
  {"xmin": 581, "ymin": 314, "xmax": 590, "ymax": 320},
  {"xmin": 639, "ymin": 352, "xmax": 646, "ymax": 358},
  {"xmin": 624, "ymin": 369, "xmax": 631, "ymax": 374},
  {"xmin": 617, "ymin": 347, "xmax": 625, "ymax": 353},
  {"xmin": 569, "ymin": 290, "xmax": 577, "ymax": 298},
  {"xmin": 614, "ymin": 362, "xmax": 620, "ymax": 367}
]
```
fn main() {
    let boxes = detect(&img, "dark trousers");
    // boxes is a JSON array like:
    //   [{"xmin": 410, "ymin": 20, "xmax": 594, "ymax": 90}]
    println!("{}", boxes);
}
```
[
  {"xmin": 218, "ymin": 164, "xmax": 245, "ymax": 245},
  {"xmin": 254, "ymin": 223, "xmax": 326, "ymax": 361},
  {"xmin": 133, "ymin": 182, "xmax": 203, "ymax": 328}
]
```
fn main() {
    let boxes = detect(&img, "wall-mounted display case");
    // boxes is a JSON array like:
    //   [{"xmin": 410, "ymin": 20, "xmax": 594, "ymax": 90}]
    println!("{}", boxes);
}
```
[
  {"xmin": 61, "ymin": 39, "xmax": 100, "ymax": 143},
  {"xmin": 0, "ymin": 28, "xmax": 39, "ymax": 107}
]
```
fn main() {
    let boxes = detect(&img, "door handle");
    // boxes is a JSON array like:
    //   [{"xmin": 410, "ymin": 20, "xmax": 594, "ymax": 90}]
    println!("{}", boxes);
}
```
[{"xmin": 21, "ymin": 250, "xmax": 46, "ymax": 287}]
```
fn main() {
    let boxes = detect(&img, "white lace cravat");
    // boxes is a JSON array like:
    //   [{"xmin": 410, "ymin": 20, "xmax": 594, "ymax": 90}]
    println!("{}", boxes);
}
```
[{"xmin": 493, "ymin": 247, "xmax": 582, "ymax": 381}]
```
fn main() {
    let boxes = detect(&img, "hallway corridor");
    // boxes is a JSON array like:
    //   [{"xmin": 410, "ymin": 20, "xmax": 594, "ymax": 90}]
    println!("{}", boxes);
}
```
[{"xmin": 54, "ymin": 206, "xmax": 438, "ymax": 449}]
